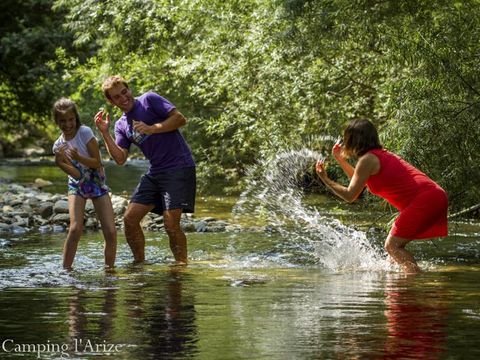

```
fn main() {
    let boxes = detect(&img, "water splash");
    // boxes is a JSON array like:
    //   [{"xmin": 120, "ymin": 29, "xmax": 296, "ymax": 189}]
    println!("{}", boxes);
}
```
[{"xmin": 233, "ymin": 148, "xmax": 390, "ymax": 271}]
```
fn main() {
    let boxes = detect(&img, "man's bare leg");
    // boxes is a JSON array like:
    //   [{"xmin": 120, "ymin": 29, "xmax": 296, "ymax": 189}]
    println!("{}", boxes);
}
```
[
  {"xmin": 123, "ymin": 202, "xmax": 154, "ymax": 263},
  {"xmin": 163, "ymin": 209, "xmax": 187, "ymax": 264}
]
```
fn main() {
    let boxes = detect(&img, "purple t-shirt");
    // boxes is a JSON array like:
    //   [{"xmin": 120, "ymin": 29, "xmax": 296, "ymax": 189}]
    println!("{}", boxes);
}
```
[{"xmin": 114, "ymin": 92, "xmax": 195, "ymax": 173}]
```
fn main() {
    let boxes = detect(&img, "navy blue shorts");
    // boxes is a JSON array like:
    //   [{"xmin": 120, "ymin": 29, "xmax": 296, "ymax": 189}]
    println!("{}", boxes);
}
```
[{"xmin": 131, "ymin": 167, "xmax": 196, "ymax": 215}]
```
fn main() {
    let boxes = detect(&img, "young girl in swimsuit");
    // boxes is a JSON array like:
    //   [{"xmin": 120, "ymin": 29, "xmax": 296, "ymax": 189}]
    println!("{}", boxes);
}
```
[
  {"xmin": 316, "ymin": 119, "xmax": 448, "ymax": 274},
  {"xmin": 52, "ymin": 98, "xmax": 117, "ymax": 270}
]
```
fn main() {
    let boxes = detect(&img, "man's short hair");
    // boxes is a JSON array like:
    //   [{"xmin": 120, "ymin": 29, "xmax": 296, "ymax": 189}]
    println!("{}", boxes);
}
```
[{"xmin": 101, "ymin": 75, "xmax": 129, "ymax": 100}]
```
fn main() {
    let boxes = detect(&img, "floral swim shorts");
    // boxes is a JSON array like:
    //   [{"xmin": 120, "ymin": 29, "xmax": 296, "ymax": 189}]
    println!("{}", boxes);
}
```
[{"xmin": 68, "ymin": 167, "xmax": 109, "ymax": 199}]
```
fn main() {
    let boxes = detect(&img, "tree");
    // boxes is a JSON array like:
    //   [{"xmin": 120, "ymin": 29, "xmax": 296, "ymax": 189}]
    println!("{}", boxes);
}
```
[
  {"xmin": 50, "ymin": 0, "xmax": 480, "ymax": 207},
  {"xmin": 279, "ymin": 0, "xmax": 480, "ymax": 210},
  {"xmin": 0, "ymin": 0, "xmax": 84, "ymax": 155}
]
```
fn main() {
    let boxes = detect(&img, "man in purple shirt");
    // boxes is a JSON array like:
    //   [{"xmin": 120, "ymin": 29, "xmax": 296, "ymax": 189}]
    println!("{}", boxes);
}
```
[{"xmin": 95, "ymin": 75, "xmax": 196, "ymax": 265}]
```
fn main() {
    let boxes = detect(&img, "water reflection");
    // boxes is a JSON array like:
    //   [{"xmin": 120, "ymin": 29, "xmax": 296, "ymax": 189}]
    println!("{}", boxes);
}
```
[
  {"xmin": 381, "ymin": 274, "xmax": 448, "ymax": 359},
  {"xmin": 67, "ymin": 287, "xmax": 118, "ymax": 343},
  {"xmin": 124, "ymin": 267, "xmax": 198, "ymax": 359},
  {"xmin": 63, "ymin": 267, "xmax": 198, "ymax": 359}
]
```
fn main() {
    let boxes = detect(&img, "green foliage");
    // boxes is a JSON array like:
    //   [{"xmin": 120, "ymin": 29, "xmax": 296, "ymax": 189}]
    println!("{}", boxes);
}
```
[
  {"xmin": 1, "ymin": 0, "xmax": 479, "ymax": 209},
  {"xmin": 278, "ymin": 0, "xmax": 480, "ymax": 210},
  {"xmin": 0, "ymin": 0, "xmax": 85, "ymax": 154}
]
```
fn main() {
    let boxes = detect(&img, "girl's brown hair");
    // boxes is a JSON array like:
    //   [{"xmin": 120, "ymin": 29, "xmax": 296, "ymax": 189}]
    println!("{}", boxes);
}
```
[
  {"xmin": 342, "ymin": 118, "xmax": 382, "ymax": 158},
  {"xmin": 52, "ymin": 98, "xmax": 81, "ymax": 129}
]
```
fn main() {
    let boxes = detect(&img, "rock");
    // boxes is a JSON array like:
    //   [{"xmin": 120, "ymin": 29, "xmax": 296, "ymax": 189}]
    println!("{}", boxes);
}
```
[
  {"xmin": 36, "ymin": 193, "xmax": 54, "ymax": 202},
  {"xmin": 0, "ymin": 239, "xmax": 11, "ymax": 247},
  {"xmin": 194, "ymin": 220, "xmax": 208, "ymax": 232},
  {"xmin": 10, "ymin": 211, "xmax": 28, "ymax": 217},
  {"xmin": 9, "ymin": 184, "xmax": 24, "ymax": 192},
  {"xmin": 85, "ymin": 201, "xmax": 95, "ymax": 213},
  {"xmin": 114, "ymin": 205, "xmax": 126, "ymax": 216},
  {"xmin": 52, "ymin": 225, "xmax": 65, "ymax": 233},
  {"xmin": 0, "ymin": 223, "xmax": 11, "ymax": 232},
  {"xmin": 212, "ymin": 220, "xmax": 230, "ymax": 227},
  {"xmin": 141, "ymin": 215, "xmax": 153, "ymax": 228},
  {"xmin": 39, "ymin": 225, "xmax": 52, "ymax": 233},
  {"xmin": 50, "ymin": 194, "xmax": 64, "ymax": 203},
  {"xmin": 38, "ymin": 202, "xmax": 54, "ymax": 219},
  {"xmin": 1, "ymin": 217, "xmax": 13, "ymax": 225},
  {"xmin": 2, "ymin": 205, "xmax": 14, "ymax": 213},
  {"xmin": 13, "ymin": 216, "xmax": 28, "ymax": 227},
  {"xmin": 12, "ymin": 225, "xmax": 27, "ymax": 234},
  {"xmin": 181, "ymin": 223, "xmax": 196, "ymax": 232},
  {"xmin": 0, "ymin": 181, "xmax": 243, "ymax": 234},
  {"xmin": 53, "ymin": 200, "xmax": 69, "ymax": 214},
  {"xmin": 10, "ymin": 199, "xmax": 23, "ymax": 207},
  {"xmin": 26, "ymin": 197, "xmax": 40, "ymax": 207},
  {"xmin": 225, "ymin": 224, "xmax": 243, "ymax": 232},
  {"xmin": 33, "ymin": 216, "xmax": 48, "ymax": 226},
  {"xmin": 111, "ymin": 195, "xmax": 128, "ymax": 208},
  {"xmin": 52, "ymin": 213, "xmax": 70, "ymax": 222},
  {"xmin": 207, "ymin": 223, "xmax": 227, "ymax": 232},
  {"xmin": 85, "ymin": 217, "xmax": 98, "ymax": 229},
  {"xmin": 21, "ymin": 204, "xmax": 33, "ymax": 213},
  {"xmin": 34, "ymin": 178, "xmax": 53, "ymax": 188}
]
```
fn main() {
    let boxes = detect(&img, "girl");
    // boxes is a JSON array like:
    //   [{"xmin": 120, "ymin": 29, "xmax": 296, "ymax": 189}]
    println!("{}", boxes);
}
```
[
  {"xmin": 316, "ymin": 119, "xmax": 448, "ymax": 274},
  {"xmin": 52, "ymin": 98, "xmax": 117, "ymax": 270}
]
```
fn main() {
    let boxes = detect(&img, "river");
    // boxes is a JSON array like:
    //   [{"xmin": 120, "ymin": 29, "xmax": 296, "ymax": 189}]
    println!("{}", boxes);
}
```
[{"xmin": 0, "ymin": 158, "xmax": 479, "ymax": 359}]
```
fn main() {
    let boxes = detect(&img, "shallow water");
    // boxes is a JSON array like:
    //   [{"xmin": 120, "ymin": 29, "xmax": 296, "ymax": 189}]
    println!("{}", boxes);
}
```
[
  {"xmin": 0, "ymin": 229, "xmax": 479, "ymax": 359},
  {"xmin": 1, "ymin": 158, "xmax": 480, "ymax": 359}
]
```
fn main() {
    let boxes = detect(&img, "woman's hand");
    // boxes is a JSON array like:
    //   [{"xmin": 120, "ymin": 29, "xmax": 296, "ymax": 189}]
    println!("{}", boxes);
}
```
[
  {"xmin": 315, "ymin": 159, "xmax": 329, "ymax": 181},
  {"xmin": 332, "ymin": 139, "xmax": 344, "ymax": 160}
]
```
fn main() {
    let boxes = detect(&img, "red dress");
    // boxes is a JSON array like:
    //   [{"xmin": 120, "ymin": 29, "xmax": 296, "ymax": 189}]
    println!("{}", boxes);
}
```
[{"xmin": 366, "ymin": 149, "xmax": 448, "ymax": 239}]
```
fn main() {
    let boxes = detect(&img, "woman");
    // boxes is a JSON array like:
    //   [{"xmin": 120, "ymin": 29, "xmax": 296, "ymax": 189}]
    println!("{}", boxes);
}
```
[{"xmin": 316, "ymin": 119, "xmax": 448, "ymax": 274}]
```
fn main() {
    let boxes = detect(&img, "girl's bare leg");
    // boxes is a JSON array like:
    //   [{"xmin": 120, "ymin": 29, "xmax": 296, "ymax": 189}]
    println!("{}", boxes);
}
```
[
  {"xmin": 92, "ymin": 194, "xmax": 117, "ymax": 268},
  {"xmin": 63, "ymin": 195, "xmax": 86, "ymax": 270}
]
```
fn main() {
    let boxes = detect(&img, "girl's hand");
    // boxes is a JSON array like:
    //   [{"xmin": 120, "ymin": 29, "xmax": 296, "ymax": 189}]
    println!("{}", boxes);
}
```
[
  {"xmin": 332, "ymin": 139, "xmax": 344, "ymax": 160},
  {"xmin": 315, "ymin": 159, "xmax": 329, "ymax": 181},
  {"xmin": 54, "ymin": 150, "xmax": 66, "ymax": 163},
  {"xmin": 68, "ymin": 147, "xmax": 79, "ymax": 161},
  {"xmin": 56, "ymin": 143, "xmax": 69, "ymax": 159},
  {"xmin": 95, "ymin": 109, "xmax": 110, "ymax": 134},
  {"xmin": 55, "ymin": 144, "xmax": 72, "ymax": 163}
]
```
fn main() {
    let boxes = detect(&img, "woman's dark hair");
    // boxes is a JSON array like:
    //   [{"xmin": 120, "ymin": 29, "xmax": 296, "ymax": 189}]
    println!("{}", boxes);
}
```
[
  {"xmin": 53, "ymin": 98, "xmax": 81, "ymax": 129},
  {"xmin": 342, "ymin": 118, "xmax": 382, "ymax": 158}
]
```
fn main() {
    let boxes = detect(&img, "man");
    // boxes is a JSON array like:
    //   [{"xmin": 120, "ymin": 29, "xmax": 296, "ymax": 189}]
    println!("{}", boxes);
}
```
[{"xmin": 95, "ymin": 75, "xmax": 196, "ymax": 265}]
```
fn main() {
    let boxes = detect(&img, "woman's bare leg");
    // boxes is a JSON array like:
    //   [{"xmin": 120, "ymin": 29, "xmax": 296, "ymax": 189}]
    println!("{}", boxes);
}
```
[{"xmin": 385, "ymin": 235, "xmax": 421, "ymax": 274}]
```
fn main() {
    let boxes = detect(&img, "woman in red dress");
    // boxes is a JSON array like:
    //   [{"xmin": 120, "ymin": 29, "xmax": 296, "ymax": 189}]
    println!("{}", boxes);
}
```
[{"xmin": 316, "ymin": 119, "xmax": 448, "ymax": 273}]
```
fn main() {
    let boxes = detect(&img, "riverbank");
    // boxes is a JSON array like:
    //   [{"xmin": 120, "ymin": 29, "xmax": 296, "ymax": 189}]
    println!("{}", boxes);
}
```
[{"xmin": 0, "ymin": 181, "xmax": 257, "ymax": 235}]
